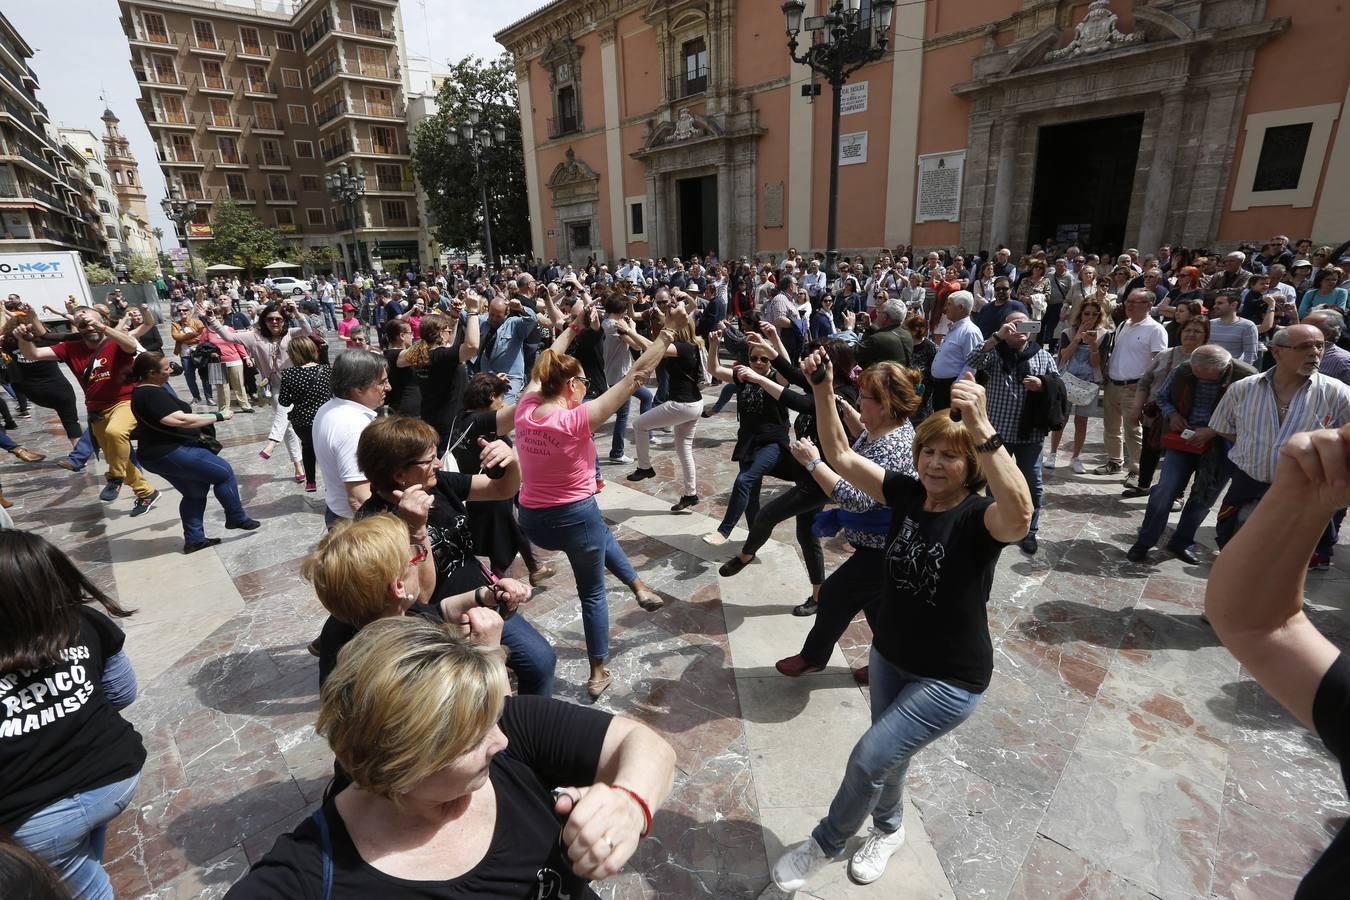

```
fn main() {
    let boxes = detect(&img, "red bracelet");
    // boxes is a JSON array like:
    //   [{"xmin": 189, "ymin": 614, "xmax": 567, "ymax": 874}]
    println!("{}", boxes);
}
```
[{"xmin": 611, "ymin": 784, "xmax": 651, "ymax": 837}]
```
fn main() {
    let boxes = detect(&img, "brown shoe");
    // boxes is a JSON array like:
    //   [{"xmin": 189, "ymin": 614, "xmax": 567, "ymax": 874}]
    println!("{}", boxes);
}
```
[
  {"xmin": 12, "ymin": 447, "xmax": 45, "ymax": 463},
  {"xmin": 0, "ymin": 492, "xmax": 11, "ymax": 509},
  {"xmin": 586, "ymin": 667, "xmax": 612, "ymax": 700},
  {"xmin": 528, "ymin": 564, "xmax": 556, "ymax": 587}
]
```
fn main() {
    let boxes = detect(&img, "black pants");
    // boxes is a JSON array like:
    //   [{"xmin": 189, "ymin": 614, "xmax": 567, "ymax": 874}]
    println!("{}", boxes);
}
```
[
  {"xmin": 293, "ymin": 422, "xmax": 317, "ymax": 484},
  {"xmin": 801, "ymin": 546, "xmax": 884, "ymax": 666},
  {"xmin": 242, "ymin": 360, "xmax": 259, "ymax": 399},
  {"xmin": 15, "ymin": 378, "xmax": 81, "ymax": 439},
  {"xmin": 930, "ymin": 376, "xmax": 956, "ymax": 412},
  {"xmin": 740, "ymin": 481, "xmax": 827, "ymax": 585},
  {"xmin": 1136, "ymin": 442, "xmax": 1162, "ymax": 490}
]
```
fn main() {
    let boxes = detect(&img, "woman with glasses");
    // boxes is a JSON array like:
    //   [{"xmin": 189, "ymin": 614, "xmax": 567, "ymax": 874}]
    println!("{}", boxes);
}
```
[
  {"xmin": 513, "ymin": 311, "xmax": 678, "ymax": 700},
  {"xmin": 205, "ymin": 299, "xmax": 314, "ymax": 482},
  {"xmin": 1048, "ymin": 299, "xmax": 1114, "ymax": 474},
  {"xmin": 171, "ymin": 303, "xmax": 207, "ymax": 403}
]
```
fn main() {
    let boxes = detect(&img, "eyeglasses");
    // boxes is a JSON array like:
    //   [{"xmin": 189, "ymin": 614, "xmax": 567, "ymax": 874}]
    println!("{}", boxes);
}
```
[
  {"xmin": 1277, "ymin": 341, "xmax": 1326, "ymax": 353},
  {"xmin": 264, "ymin": 316, "xmax": 284, "ymax": 323},
  {"xmin": 750, "ymin": 356, "xmax": 773, "ymax": 364},
  {"xmin": 574, "ymin": 374, "xmax": 590, "ymax": 386},
  {"xmin": 409, "ymin": 543, "xmax": 429, "ymax": 566}
]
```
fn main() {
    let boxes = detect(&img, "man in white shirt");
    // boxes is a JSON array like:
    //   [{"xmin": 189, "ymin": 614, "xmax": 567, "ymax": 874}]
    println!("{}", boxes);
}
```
[
  {"xmin": 1099, "ymin": 288, "xmax": 1168, "ymax": 481},
  {"xmin": 313, "ymin": 350, "xmax": 390, "ymax": 527},
  {"xmin": 1268, "ymin": 263, "xmax": 1298, "ymax": 307},
  {"xmin": 801, "ymin": 260, "xmax": 827, "ymax": 302},
  {"xmin": 928, "ymin": 290, "xmax": 981, "ymax": 410}
]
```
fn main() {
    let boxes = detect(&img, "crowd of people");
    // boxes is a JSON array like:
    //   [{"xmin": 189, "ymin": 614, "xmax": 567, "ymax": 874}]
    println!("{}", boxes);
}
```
[{"xmin": 2, "ymin": 232, "xmax": 1350, "ymax": 898}]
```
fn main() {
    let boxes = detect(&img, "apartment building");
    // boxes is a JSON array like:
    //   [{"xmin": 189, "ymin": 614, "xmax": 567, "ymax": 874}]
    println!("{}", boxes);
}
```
[
  {"xmin": 0, "ymin": 13, "xmax": 108, "ymax": 260},
  {"xmin": 58, "ymin": 127, "xmax": 127, "ymax": 261},
  {"xmin": 119, "ymin": 0, "xmax": 424, "ymax": 274}
]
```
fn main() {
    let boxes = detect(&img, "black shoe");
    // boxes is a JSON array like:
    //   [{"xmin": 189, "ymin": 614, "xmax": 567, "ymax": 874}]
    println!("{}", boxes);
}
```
[
  {"xmin": 792, "ymin": 598, "xmax": 818, "ymax": 617},
  {"xmin": 1121, "ymin": 484, "xmax": 1149, "ymax": 498},
  {"xmin": 700, "ymin": 409, "xmax": 714, "ymax": 418},
  {"xmin": 670, "ymin": 495, "xmax": 699, "ymax": 512},
  {"xmin": 626, "ymin": 467, "xmax": 656, "ymax": 482},
  {"xmin": 1018, "ymin": 534, "xmax": 1038, "ymax": 555},
  {"xmin": 226, "ymin": 517, "xmax": 262, "ymax": 531},
  {"xmin": 183, "ymin": 537, "xmax": 222, "ymax": 554},
  {"xmin": 98, "ymin": 480, "xmax": 123, "ymax": 502},
  {"xmin": 1126, "ymin": 543, "xmax": 1150, "ymax": 563},
  {"xmin": 130, "ymin": 489, "xmax": 160, "ymax": 517},
  {"xmin": 1166, "ymin": 543, "xmax": 1200, "ymax": 565},
  {"xmin": 2, "ymin": 420, "xmax": 15, "ymax": 431},
  {"xmin": 718, "ymin": 554, "xmax": 753, "ymax": 577}
]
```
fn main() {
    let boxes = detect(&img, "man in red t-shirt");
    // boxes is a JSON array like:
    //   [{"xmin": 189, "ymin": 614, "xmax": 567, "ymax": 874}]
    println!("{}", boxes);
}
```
[{"xmin": 16, "ymin": 306, "xmax": 159, "ymax": 512}]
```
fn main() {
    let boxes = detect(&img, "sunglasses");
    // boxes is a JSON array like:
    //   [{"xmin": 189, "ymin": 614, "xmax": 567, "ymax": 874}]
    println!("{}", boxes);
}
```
[{"xmin": 750, "ymin": 356, "xmax": 772, "ymax": 364}]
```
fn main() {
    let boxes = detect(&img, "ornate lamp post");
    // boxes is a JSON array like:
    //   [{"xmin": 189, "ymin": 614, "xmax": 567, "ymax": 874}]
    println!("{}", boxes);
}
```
[
  {"xmin": 161, "ymin": 182, "xmax": 198, "ymax": 280},
  {"xmin": 448, "ymin": 107, "xmax": 508, "ymax": 271},
  {"xmin": 782, "ymin": 0, "xmax": 895, "ymax": 278},
  {"xmin": 326, "ymin": 162, "xmax": 366, "ymax": 276}
]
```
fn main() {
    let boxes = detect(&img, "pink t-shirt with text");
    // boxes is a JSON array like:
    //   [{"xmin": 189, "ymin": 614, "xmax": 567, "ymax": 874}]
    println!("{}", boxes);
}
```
[{"xmin": 514, "ymin": 393, "xmax": 597, "ymax": 509}]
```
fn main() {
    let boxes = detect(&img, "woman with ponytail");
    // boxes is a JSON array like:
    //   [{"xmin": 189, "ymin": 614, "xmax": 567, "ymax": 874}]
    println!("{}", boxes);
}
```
[{"xmin": 514, "ymin": 302, "xmax": 688, "ymax": 700}]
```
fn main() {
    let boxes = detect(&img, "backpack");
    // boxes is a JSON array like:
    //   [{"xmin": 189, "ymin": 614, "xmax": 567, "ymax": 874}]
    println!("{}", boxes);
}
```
[{"xmin": 190, "ymin": 341, "xmax": 222, "ymax": 368}]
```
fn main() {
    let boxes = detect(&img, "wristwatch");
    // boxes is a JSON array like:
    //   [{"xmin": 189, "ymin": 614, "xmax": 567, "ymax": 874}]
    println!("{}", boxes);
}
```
[{"xmin": 973, "ymin": 433, "xmax": 1004, "ymax": 454}]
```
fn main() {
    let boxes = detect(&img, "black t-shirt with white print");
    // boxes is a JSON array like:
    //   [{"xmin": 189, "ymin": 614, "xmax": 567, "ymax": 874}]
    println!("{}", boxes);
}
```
[
  {"xmin": 875, "ymin": 471, "xmax": 1009, "ymax": 693},
  {"xmin": 731, "ymin": 381, "xmax": 789, "ymax": 461},
  {"xmin": 0, "ymin": 606, "xmax": 147, "ymax": 830},
  {"xmin": 226, "ymin": 695, "xmax": 610, "ymax": 900}
]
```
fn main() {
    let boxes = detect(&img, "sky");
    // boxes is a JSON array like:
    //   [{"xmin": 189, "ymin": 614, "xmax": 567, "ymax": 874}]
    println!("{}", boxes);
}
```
[{"xmin": 7, "ymin": 0, "xmax": 542, "ymax": 247}]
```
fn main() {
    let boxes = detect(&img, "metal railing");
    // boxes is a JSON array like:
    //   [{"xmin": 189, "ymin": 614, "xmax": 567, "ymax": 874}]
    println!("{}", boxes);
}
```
[
  {"xmin": 267, "ymin": 187, "xmax": 294, "ymax": 202},
  {"xmin": 322, "ymin": 140, "xmax": 353, "ymax": 161},
  {"xmin": 244, "ymin": 78, "xmax": 278, "ymax": 95},
  {"xmin": 16, "ymin": 144, "xmax": 56, "ymax": 178},
  {"xmin": 366, "ymin": 174, "xmax": 411, "ymax": 192},
  {"xmin": 301, "ymin": 12, "xmax": 335, "ymax": 50},
  {"xmin": 250, "ymin": 116, "xmax": 283, "ymax": 132},
  {"xmin": 547, "ymin": 115, "xmax": 580, "ymax": 139},
  {"xmin": 1, "ymin": 97, "xmax": 39, "ymax": 134},
  {"xmin": 236, "ymin": 42, "xmax": 271, "ymax": 59},
  {"xmin": 207, "ymin": 113, "xmax": 241, "ymax": 128},
  {"xmin": 670, "ymin": 66, "xmax": 708, "ymax": 100},
  {"xmin": 148, "ymin": 108, "xmax": 193, "ymax": 126},
  {"xmin": 216, "ymin": 149, "xmax": 245, "ymax": 165},
  {"xmin": 347, "ymin": 96, "xmax": 399, "ymax": 118},
  {"xmin": 311, "ymin": 58, "xmax": 341, "ymax": 88},
  {"xmin": 197, "ymin": 74, "xmax": 231, "ymax": 91},
  {"xmin": 160, "ymin": 145, "xmax": 199, "ymax": 163},
  {"xmin": 256, "ymin": 151, "xmax": 291, "ymax": 167},
  {"xmin": 344, "ymin": 20, "xmax": 396, "ymax": 40},
  {"xmin": 316, "ymin": 101, "xmax": 344, "ymax": 126},
  {"xmin": 135, "ymin": 67, "xmax": 184, "ymax": 87}
]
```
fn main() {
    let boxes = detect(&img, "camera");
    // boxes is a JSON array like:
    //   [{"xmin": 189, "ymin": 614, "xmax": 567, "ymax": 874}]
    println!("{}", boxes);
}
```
[{"xmin": 169, "ymin": 361, "xmax": 184, "ymax": 376}]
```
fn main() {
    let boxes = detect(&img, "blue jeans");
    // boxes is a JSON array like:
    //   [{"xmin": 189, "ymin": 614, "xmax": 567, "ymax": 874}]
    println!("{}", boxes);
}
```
[
  {"xmin": 502, "ymin": 612, "xmax": 557, "ymax": 698},
  {"xmin": 67, "ymin": 422, "xmax": 100, "ymax": 470},
  {"xmin": 1136, "ymin": 449, "xmax": 1232, "ymax": 550},
  {"xmin": 320, "ymin": 299, "xmax": 338, "ymax": 329},
  {"xmin": 1007, "ymin": 441, "xmax": 1043, "ymax": 536},
  {"xmin": 718, "ymin": 444, "xmax": 783, "ymax": 536},
  {"xmin": 518, "ymin": 496, "xmax": 638, "ymax": 662},
  {"xmin": 138, "ymin": 445, "xmax": 249, "ymax": 543},
  {"xmin": 710, "ymin": 381, "xmax": 736, "ymax": 413},
  {"xmin": 611, "ymin": 385, "xmax": 653, "ymax": 459},
  {"xmin": 0, "ymin": 423, "xmax": 15, "ymax": 451},
  {"xmin": 13, "ymin": 773, "xmax": 140, "ymax": 900},
  {"xmin": 812, "ymin": 650, "xmax": 981, "ymax": 856},
  {"xmin": 654, "ymin": 365, "xmax": 670, "ymax": 404},
  {"xmin": 180, "ymin": 354, "xmax": 204, "ymax": 401}
]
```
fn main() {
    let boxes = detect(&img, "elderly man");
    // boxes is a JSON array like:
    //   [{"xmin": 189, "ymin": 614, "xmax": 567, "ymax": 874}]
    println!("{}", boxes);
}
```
[
  {"xmin": 991, "ymin": 247, "xmax": 1016, "ymax": 280},
  {"xmin": 801, "ymin": 259, "xmax": 827, "ymax": 303},
  {"xmin": 762, "ymin": 274, "xmax": 804, "ymax": 361},
  {"xmin": 312, "ymin": 350, "xmax": 390, "ymax": 527},
  {"xmin": 966, "ymin": 311, "xmax": 1059, "ymax": 554},
  {"xmin": 1040, "ymin": 257, "xmax": 1079, "ymax": 345},
  {"xmin": 1126, "ymin": 345, "xmax": 1253, "ymax": 564},
  {"xmin": 1207, "ymin": 251, "xmax": 1252, "ymax": 295},
  {"xmin": 854, "ymin": 297, "xmax": 914, "ymax": 368},
  {"xmin": 1209, "ymin": 324, "xmax": 1350, "ymax": 553},
  {"xmin": 1099, "ymin": 288, "xmax": 1169, "ymax": 480},
  {"xmin": 929, "ymin": 290, "xmax": 981, "ymax": 410}
]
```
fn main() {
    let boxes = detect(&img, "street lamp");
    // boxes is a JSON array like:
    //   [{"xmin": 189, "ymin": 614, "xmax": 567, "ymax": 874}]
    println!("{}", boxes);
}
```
[
  {"xmin": 783, "ymin": 0, "xmax": 895, "ymax": 279},
  {"xmin": 161, "ymin": 181, "xmax": 198, "ymax": 281},
  {"xmin": 326, "ymin": 162, "xmax": 366, "ymax": 277},
  {"xmin": 448, "ymin": 108, "xmax": 508, "ymax": 271}
]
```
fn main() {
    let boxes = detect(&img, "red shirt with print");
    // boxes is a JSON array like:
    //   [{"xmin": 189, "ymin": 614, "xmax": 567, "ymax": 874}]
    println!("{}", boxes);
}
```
[{"xmin": 52, "ymin": 339, "xmax": 137, "ymax": 412}]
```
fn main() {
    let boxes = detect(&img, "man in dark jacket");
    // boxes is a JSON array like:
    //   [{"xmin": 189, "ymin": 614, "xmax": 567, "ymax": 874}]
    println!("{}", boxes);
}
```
[
  {"xmin": 854, "ymin": 298, "xmax": 914, "ymax": 368},
  {"xmin": 1126, "ymin": 345, "xmax": 1254, "ymax": 564}
]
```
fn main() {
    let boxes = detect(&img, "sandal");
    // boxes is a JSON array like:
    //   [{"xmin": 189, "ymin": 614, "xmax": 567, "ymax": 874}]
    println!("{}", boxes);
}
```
[
  {"xmin": 586, "ymin": 668, "xmax": 612, "ymax": 700},
  {"xmin": 634, "ymin": 587, "xmax": 665, "ymax": 611},
  {"xmin": 258, "ymin": 449, "xmax": 272, "ymax": 460}
]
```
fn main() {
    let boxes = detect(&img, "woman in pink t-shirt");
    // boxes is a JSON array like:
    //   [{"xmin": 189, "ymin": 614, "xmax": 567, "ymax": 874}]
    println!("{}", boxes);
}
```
[{"xmin": 515, "ymin": 304, "xmax": 685, "ymax": 699}]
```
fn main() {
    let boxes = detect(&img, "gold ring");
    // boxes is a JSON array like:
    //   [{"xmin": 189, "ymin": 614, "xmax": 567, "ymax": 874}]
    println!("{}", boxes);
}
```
[{"xmin": 599, "ymin": 835, "xmax": 614, "ymax": 854}]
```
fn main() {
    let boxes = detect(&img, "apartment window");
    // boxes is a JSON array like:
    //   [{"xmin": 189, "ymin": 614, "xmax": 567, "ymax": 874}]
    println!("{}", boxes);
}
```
[
  {"xmin": 245, "ymin": 65, "xmax": 269, "ymax": 93},
  {"xmin": 352, "ymin": 6, "xmax": 382, "ymax": 35},
  {"xmin": 141, "ymin": 11, "xmax": 169, "ymax": 42},
  {"xmin": 169, "ymin": 134, "xmax": 193, "ymax": 162},
  {"xmin": 294, "ymin": 140, "xmax": 314, "ymax": 159},
  {"xmin": 375, "ymin": 163, "xmax": 403, "ymax": 190},
  {"xmin": 370, "ymin": 126, "xmax": 398, "ymax": 154},
  {"xmin": 275, "ymin": 31, "xmax": 295, "ymax": 52},
  {"xmin": 225, "ymin": 172, "xmax": 248, "ymax": 200},
  {"xmin": 556, "ymin": 86, "xmax": 578, "ymax": 134},
  {"xmin": 192, "ymin": 20, "xmax": 218, "ymax": 50},
  {"xmin": 544, "ymin": 41, "xmax": 583, "ymax": 137},
  {"xmin": 151, "ymin": 54, "xmax": 178, "ymax": 85},
  {"xmin": 381, "ymin": 199, "xmax": 408, "ymax": 225},
  {"xmin": 275, "ymin": 207, "xmax": 294, "ymax": 226},
  {"xmin": 106, "ymin": 225, "xmax": 119, "ymax": 239},
  {"xmin": 682, "ymin": 38, "xmax": 708, "ymax": 96},
  {"xmin": 217, "ymin": 136, "xmax": 240, "ymax": 164},
  {"xmin": 201, "ymin": 59, "xmax": 226, "ymax": 90},
  {"xmin": 629, "ymin": 199, "xmax": 645, "ymax": 241},
  {"xmin": 281, "ymin": 67, "xmax": 302, "ymax": 89},
  {"xmin": 90, "ymin": 172, "xmax": 103, "ymax": 187},
  {"xmin": 180, "ymin": 172, "xmax": 205, "ymax": 200},
  {"xmin": 268, "ymin": 174, "xmax": 289, "ymax": 201},
  {"xmin": 1253, "ymin": 123, "xmax": 1313, "ymax": 193},
  {"xmin": 356, "ymin": 46, "xmax": 388, "ymax": 78},
  {"xmin": 300, "ymin": 175, "xmax": 321, "ymax": 191},
  {"xmin": 160, "ymin": 94, "xmax": 188, "ymax": 125},
  {"xmin": 98, "ymin": 199, "xmax": 112, "ymax": 214},
  {"xmin": 239, "ymin": 26, "xmax": 264, "ymax": 55},
  {"xmin": 288, "ymin": 104, "xmax": 308, "ymax": 124},
  {"xmin": 364, "ymin": 86, "xmax": 394, "ymax": 117},
  {"xmin": 254, "ymin": 103, "xmax": 277, "ymax": 130},
  {"xmin": 208, "ymin": 97, "xmax": 233, "ymax": 127},
  {"xmin": 306, "ymin": 208, "xmax": 325, "ymax": 225}
]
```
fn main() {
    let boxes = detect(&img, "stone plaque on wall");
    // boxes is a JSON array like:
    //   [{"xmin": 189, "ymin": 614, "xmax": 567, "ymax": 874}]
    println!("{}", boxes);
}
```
[
  {"xmin": 763, "ymin": 182, "xmax": 785, "ymax": 228},
  {"xmin": 839, "ymin": 132, "xmax": 868, "ymax": 166},
  {"xmin": 916, "ymin": 150, "xmax": 966, "ymax": 222},
  {"xmin": 841, "ymin": 81, "xmax": 868, "ymax": 116}
]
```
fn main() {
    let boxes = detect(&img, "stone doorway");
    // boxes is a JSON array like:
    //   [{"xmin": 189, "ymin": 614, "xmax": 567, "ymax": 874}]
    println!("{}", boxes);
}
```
[
  {"xmin": 677, "ymin": 174, "xmax": 718, "ymax": 260},
  {"xmin": 1027, "ymin": 113, "xmax": 1143, "ymax": 254}
]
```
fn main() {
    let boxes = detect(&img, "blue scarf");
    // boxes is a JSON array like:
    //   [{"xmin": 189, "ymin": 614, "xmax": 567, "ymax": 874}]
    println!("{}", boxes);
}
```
[{"xmin": 812, "ymin": 507, "xmax": 892, "ymax": 538}]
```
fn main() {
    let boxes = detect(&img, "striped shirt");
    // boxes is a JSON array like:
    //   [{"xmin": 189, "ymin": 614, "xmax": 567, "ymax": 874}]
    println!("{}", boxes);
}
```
[{"xmin": 1209, "ymin": 370, "xmax": 1350, "ymax": 482}]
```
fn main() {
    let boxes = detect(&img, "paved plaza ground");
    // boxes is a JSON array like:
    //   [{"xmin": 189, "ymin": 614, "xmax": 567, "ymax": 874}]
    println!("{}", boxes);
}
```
[{"xmin": 3, "ymin": 351, "xmax": 1349, "ymax": 899}]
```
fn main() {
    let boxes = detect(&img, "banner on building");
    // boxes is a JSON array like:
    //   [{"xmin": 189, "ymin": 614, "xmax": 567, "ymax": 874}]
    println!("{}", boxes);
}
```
[
  {"xmin": 839, "ymin": 131, "xmax": 868, "ymax": 166},
  {"xmin": 840, "ymin": 81, "xmax": 868, "ymax": 116},
  {"xmin": 916, "ymin": 150, "xmax": 966, "ymax": 223},
  {"xmin": 186, "ymin": 224, "xmax": 213, "ymax": 238}
]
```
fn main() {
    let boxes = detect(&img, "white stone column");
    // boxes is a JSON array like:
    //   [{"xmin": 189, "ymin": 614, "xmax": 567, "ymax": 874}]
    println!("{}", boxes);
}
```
[
  {"xmin": 786, "ymin": 0, "xmax": 816, "ymax": 252},
  {"xmin": 988, "ymin": 114, "xmax": 1020, "ymax": 247},
  {"xmin": 883, "ymin": 0, "xmax": 927, "ymax": 248},
  {"xmin": 1137, "ymin": 89, "xmax": 1185, "ymax": 254},
  {"xmin": 718, "ymin": 163, "xmax": 734, "ymax": 258},
  {"xmin": 600, "ymin": 26, "xmax": 626, "ymax": 261},
  {"xmin": 516, "ymin": 63, "xmax": 546, "ymax": 258}
]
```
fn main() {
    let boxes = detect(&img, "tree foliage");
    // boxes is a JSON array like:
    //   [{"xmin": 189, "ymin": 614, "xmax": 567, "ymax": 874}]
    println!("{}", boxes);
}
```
[
  {"xmin": 83, "ymin": 262, "xmax": 115, "ymax": 285},
  {"xmin": 411, "ymin": 54, "xmax": 531, "ymax": 263},
  {"xmin": 124, "ymin": 251, "xmax": 159, "ymax": 284},
  {"xmin": 199, "ymin": 201, "xmax": 287, "ymax": 277},
  {"xmin": 287, "ymin": 245, "xmax": 340, "ymax": 276}
]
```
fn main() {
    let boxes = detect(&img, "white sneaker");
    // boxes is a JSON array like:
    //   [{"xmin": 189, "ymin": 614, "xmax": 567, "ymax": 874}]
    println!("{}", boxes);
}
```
[
  {"xmin": 606, "ymin": 454, "xmax": 634, "ymax": 464},
  {"xmin": 1070, "ymin": 457, "xmax": 1085, "ymax": 474},
  {"xmin": 702, "ymin": 532, "xmax": 729, "ymax": 546},
  {"xmin": 848, "ymin": 826, "xmax": 906, "ymax": 885},
  {"xmin": 1041, "ymin": 451, "xmax": 1057, "ymax": 469},
  {"xmin": 772, "ymin": 836, "xmax": 832, "ymax": 891}
]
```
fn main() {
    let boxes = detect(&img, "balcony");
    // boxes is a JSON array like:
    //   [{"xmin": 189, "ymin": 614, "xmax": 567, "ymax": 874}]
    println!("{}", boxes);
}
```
[
  {"xmin": 347, "ymin": 60, "xmax": 398, "ymax": 82},
  {"xmin": 332, "ymin": 215, "xmax": 353, "ymax": 231},
  {"xmin": 221, "ymin": 187, "xmax": 254, "ymax": 203},
  {"xmin": 311, "ymin": 59, "xmax": 341, "ymax": 88},
  {"xmin": 300, "ymin": 13, "xmax": 335, "ymax": 51},
  {"xmin": 346, "ymin": 97, "xmax": 401, "ymax": 119},
  {"xmin": 316, "ymin": 101, "xmax": 344, "ymax": 126},
  {"xmin": 0, "ymin": 97, "xmax": 41, "ymax": 137},
  {"xmin": 134, "ymin": 67, "xmax": 187, "ymax": 90},
  {"xmin": 187, "ymin": 34, "xmax": 226, "ymax": 55},
  {"xmin": 180, "ymin": 183, "xmax": 209, "ymax": 201},
  {"xmin": 16, "ymin": 144, "xmax": 57, "ymax": 178},
  {"xmin": 146, "ymin": 108, "xmax": 195, "ymax": 129},
  {"xmin": 248, "ymin": 116, "xmax": 284, "ymax": 134},
  {"xmin": 127, "ymin": 30, "xmax": 174, "ymax": 49},
  {"xmin": 265, "ymin": 187, "xmax": 296, "ymax": 204},
  {"xmin": 195, "ymin": 74, "xmax": 233, "ymax": 94},
  {"xmin": 205, "ymin": 112, "xmax": 242, "ymax": 130},
  {"xmin": 547, "ymin": 115, "xmax": 581, "ymax": 139},
  {"xmin": 256, "ymin": 151, "xmax": 291, "ymax": 169},
  {"xmin": 235, "ymin": 42, "xmax": 271, "ymax": 61},
  {"xmin": 340, "ymin": 20, "xmax": 397, "ymax": 42},
  {"xmin": 371, "ymin": 210, "xmax": 418, "ymax": 229},
  {"xmin": 242, "ymin": 78, "xmax": 278, "ymax": 97},
  {"xmin": 213, "ymin": 149, "xmax": 248, "ymax": 167},
  {"xmin": 365, "ymin": 173, "xmax": 414, "ymax": 193},
  {"xmin": 322, "ymin": 140, "xmax": 352, "ymax": 161},
  {"xmin": 159, "ymin": 146, "xmax": 204, "ymax": 166},
  {"xmin": 0, "ymin": 60, "xmax": 36, "ymax": 106},
  {"xmin": 670, "ymin": 66, "xmax": 708, "ymax": 100}
]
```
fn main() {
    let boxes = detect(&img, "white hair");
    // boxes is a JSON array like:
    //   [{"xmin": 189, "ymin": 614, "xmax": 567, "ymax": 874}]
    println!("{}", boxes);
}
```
[
  {"xmin": 880, "ymin": 298, "xmax": 907, "ymax": 324},
  {"xmin": 946, "ymin": 290, "xmax": 975, "ymax": 315},
  {"xmin": 1227, "ymin": 251, "xmax": 1246, "ymax": 262},
  {"xmin": 1190, "ymin": 344, "xmax": 1232, "ymax": 373}
]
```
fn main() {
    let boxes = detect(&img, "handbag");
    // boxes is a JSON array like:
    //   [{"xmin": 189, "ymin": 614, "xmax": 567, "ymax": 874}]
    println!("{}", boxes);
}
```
[
  {"xmin": 1059, "ymin": 370, "xmax": 1099, "ymax": 407},
  {"xmin": 1161, "ymin": 431, "xmax": 1210, "ymax": 455},
  {"xmin": 134, "ymin": 388, "xmax": 223, "ymax": 455}
]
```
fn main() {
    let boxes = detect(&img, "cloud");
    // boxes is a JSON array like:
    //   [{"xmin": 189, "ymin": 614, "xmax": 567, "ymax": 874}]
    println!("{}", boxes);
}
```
[{"xmin": 399, "ymin": 0, "xmax": 543, "ymax": 67}]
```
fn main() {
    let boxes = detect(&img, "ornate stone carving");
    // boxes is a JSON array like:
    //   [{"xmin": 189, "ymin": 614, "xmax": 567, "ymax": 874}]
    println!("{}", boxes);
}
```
[
  {"xmin": 546, "ymin": 147, "xmax": 601, "ymax": 207},
  {"xmin": 642, "ymin": 109, "xmax": 723, "ymax": 149},
  {"xmin": 1047, "ymin": 0, "xmax": 1143, "ymax": 62},
  {"xmin": 672, "ymin": 109, "xmax": 698, "ymax": 141}
]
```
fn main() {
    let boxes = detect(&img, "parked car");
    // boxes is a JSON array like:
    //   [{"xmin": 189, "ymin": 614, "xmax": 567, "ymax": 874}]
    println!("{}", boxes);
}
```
[{"xmin": 270, "ymin": 276, "xmax": 312, "ymax": 295}]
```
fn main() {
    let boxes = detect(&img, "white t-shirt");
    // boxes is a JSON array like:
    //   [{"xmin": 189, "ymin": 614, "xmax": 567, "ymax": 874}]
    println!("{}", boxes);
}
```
[
  {"xmin": 312, "ymin": 397, "xmax": 378, "ymax": 517},
  {"xmin": 1107, "ymin": 316, "xmax": 1168, "ymax": 381}
]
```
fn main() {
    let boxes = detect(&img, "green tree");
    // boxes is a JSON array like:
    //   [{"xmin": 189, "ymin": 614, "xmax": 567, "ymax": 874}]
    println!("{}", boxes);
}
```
[
  {"xmin": 287, "ymin": 245, "xmax": 339, "ymax": 277},
  {"xmin": 124, "ymin": 251, "xmax": 159, "ymax": 283},
  {"xmin": 83, "ymin": 261, "xmax": 115, "ymax": 285},
  {"xmin": 411, "ymin": 54, "xmax": 530, "ymax": 264},
  {"xmin": 199, "ymin": 201, "xmax": 286, "ymax": 278},
  {"xmin": 151, "ymin": 226, "xmax": 165, "ymax": 251}
]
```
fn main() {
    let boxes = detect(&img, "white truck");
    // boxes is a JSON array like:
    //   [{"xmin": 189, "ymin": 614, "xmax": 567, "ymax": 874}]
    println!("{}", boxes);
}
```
[{"xmin": 0, "ymin": 250, "xmax": 93, "ymax": 326}]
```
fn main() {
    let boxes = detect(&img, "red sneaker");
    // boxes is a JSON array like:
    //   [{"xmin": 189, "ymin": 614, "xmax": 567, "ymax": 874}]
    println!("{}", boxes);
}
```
[{"xmin": 775, "ymin": 654, "xmax": 825, "ymax": 677}]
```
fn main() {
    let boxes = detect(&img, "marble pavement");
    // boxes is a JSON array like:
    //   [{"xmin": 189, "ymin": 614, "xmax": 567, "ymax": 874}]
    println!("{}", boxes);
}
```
[{"xmin": 1, "ymin": 344, "xmax": 1347, "ymax": 899}]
